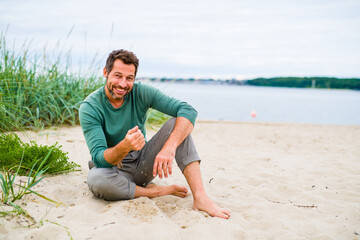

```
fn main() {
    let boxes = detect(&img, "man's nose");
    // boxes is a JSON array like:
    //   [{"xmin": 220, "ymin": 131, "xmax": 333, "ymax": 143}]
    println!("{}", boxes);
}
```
[{"xmin": 117, "ymin": 77, "xmax": 127, "ymax": 88}]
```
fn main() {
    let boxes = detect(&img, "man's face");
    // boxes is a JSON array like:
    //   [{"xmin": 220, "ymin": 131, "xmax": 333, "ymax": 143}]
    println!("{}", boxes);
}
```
[{"xmin": 103, "ymin": 59, "xmax": 136, "ymax": 102}]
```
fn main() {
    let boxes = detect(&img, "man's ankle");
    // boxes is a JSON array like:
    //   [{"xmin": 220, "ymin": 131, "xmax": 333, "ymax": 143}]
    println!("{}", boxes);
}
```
[{"xmin": 192, "ymin": 190, "xmax": 208, "ymax": 200}]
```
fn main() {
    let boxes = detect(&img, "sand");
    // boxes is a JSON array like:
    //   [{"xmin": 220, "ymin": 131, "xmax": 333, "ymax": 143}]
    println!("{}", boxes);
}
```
[{"xmin": 1, "ymin": 121, "xmax": 359, "ymax": 240}]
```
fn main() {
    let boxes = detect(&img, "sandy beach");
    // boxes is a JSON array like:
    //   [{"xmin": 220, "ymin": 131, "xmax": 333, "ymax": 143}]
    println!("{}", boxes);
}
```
[{"xmin": 1, "ymin": 121, "xmax": 359, "ymax": 240}]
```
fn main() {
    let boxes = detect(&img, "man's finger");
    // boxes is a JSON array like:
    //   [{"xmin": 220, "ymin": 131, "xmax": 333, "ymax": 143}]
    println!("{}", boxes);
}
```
[
  {"xmin": 134, "ymin": 131, "xmax": 145, "ymax": 141},
  {"xmin": 153, "ymin": 161, "xmax": 158, "ymax": 177},
  {"xmin": 158, "ymin": 162, "xmax": 163, "ymax": 179},
  {"xmin": 163, "ymin": 163, "xmax": 168, "ymax": 178},
  {"xmin": 128, "ymin": 126, "xmax": 138, "ymax": 134},
  {"xmin": 168, "ymin": 161, "xmax": 173, "ymax": 176}
]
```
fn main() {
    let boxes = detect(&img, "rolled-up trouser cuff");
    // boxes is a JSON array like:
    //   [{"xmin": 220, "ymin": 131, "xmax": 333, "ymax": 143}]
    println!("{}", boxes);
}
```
[{"xmin": 177, "ymin": 153, "xmax": 201, "ymax": 173}]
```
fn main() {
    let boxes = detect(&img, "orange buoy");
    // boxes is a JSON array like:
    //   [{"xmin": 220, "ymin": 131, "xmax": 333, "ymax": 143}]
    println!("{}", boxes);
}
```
[{"xmin": 251, "ymin": 110, "xmax": 257, "ymax": 118}]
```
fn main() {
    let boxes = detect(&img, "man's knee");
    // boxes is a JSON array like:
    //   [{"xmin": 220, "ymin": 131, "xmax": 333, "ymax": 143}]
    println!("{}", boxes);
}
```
[{"xmin": 87, "ymin": 168, "xmax": 135, "ymax": 200}]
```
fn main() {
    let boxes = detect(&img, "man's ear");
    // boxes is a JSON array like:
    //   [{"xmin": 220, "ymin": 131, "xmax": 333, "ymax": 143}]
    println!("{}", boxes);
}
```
[{"xmin": 103, "ymin": 67, "xmax": 108, "ymax": 78}]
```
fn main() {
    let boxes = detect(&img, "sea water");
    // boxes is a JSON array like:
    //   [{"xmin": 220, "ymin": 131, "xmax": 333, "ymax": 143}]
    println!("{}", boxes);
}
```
[{"xmin": 144, "ymin": 81, "xmax": 360, "ymax": 126}]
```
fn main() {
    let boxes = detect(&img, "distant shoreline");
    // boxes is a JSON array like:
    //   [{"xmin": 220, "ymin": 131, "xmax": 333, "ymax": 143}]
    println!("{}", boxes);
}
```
[{"xmin": 138, "ymin": 77, "xmax": 360, "ymax": 90}]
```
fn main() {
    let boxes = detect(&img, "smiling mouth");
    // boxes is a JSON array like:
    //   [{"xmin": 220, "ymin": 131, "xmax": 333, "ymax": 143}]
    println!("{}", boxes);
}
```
[{"xmin": 114, "ymin": 86, "xmax": 127, "ymax": 94}]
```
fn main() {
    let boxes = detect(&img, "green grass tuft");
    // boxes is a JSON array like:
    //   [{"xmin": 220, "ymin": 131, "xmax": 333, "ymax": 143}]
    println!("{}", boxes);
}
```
[
  {"xmin": 0, "ymin": 149, "xmax": 61, "ymax": 226},
  {"xmin": 0, "ymin": 133, "xmax": 80, "ymax": 176},
  {"xmin": 145, "ymin": 108, "xmax": 171, "ymax": 130}
]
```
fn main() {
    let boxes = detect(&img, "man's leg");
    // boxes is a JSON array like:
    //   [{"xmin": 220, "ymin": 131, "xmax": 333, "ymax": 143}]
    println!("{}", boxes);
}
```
[
  {"xmin": 183, "ymin": 161, "xmax": 231, "ymax": 219},
  {"xmin": 133, "ymin": 118, "xmax": 190, "ymax": 198},
  {"xmin": 133, "ymin": 118, "xmax": 230, "ymax": 218}
]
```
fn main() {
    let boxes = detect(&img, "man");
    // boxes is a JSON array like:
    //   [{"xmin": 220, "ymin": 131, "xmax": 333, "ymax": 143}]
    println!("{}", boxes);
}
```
[{"xmin": 79, "ymin": 49, "xmax": 230, "ymax": 219}]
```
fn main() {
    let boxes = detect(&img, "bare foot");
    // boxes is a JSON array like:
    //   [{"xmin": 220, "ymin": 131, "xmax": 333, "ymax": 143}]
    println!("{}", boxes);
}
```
[
  {"xmin": 193, "ymin": 194, "xmax": 231, "ymax": 219},
  {"xmin": 135, "ymin": 184, "xmax": 188, "ymax": 198}
]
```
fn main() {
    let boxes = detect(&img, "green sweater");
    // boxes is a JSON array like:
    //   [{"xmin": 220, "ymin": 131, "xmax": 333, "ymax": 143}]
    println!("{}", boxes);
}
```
[{"xmin": 79, "ymin": 83, "xmax": 198, "ymax": 168}]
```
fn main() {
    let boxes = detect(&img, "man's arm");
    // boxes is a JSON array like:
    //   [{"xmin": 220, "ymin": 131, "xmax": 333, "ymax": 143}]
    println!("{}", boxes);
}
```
[
  {"xmin": 104, "ymin": 126, "xmax": 145, "ymax": 165},
  {"xmin": 152, "ymin": 116, "xmax": 194, "ymax": 178}
]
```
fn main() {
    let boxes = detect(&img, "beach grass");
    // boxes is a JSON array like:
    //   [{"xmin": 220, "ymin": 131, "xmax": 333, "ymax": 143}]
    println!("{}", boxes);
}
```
[
  {"xmin": 0, "ymin": 34, "xmax": 169, "ymax": 132},
  {"xmin": 0, "ymin": 34, "xmax": 104, "ymax": 132}
]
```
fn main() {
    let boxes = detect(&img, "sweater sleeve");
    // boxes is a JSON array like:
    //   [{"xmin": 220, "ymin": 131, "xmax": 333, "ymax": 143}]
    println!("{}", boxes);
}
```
[
  {"xmin": 140, "ymin": 84, "xmax": 198, "ymax": 125},
  {"xmin": 79, "ymin": 102, "xmax": 114, "ymax": 168}
]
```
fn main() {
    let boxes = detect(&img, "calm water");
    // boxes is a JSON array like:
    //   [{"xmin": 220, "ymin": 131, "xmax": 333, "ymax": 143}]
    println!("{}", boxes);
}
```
[{"xmin": 144, "ymin": 82, "xmax": 360, "ymax": 126}]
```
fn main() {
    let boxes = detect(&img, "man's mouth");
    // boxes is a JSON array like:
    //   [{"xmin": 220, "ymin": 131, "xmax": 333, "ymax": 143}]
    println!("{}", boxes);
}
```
[{"xmin": 114, "ymin": 86, "xmax": 127, "ymax": 94}]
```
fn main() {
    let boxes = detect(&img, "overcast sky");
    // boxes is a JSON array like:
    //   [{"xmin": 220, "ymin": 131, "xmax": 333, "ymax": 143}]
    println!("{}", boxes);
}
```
[{"xmin": 1, "ymin": 0, "xmax": 359, "ymax": 79}]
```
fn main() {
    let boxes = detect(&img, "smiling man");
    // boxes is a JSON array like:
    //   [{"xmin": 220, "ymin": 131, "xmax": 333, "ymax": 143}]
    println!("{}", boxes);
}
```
[{"xmin": 79, "ymin": 49, "xmax": 230, "ymax": 219}]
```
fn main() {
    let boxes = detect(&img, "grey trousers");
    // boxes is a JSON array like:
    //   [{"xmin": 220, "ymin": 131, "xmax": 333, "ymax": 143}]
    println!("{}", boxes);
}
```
[{"xmin": 87, "ymin": 118, "xmax": 200, "ymax": 201}]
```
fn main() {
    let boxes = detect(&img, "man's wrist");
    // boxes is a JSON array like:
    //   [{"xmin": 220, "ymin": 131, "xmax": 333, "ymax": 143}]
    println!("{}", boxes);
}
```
[
  {"xmin": 162, "ymin": 141, "xmax": 177, "ymax": 155},
  {"xmin": 117, "ymin": 139, "xmax": 132, "ymax": 153}
]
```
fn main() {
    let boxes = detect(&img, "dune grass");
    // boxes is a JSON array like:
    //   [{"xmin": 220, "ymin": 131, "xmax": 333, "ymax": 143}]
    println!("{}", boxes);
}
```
[
  {"xmin": 0, "ymin": 34, "xmax": 169, "ymax": 132},
  {"xmin": 0, "ymin": 35, "xmax": 104, "ymax": 132}
]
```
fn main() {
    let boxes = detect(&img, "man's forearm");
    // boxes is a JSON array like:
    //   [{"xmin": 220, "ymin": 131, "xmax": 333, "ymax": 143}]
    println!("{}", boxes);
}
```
[{"xmin": 103, "ymin": 140, "xmax": 130, "ymax": 165}]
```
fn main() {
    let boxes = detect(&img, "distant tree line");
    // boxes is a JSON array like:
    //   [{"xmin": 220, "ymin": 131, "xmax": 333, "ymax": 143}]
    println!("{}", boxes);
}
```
[
  {"xmin": 244, "ymin": 77, "xmax": 360, "ymax": 90},
  {"xmin": 141, "ymin": 77, "xmax": 360, "ymax": 90}
]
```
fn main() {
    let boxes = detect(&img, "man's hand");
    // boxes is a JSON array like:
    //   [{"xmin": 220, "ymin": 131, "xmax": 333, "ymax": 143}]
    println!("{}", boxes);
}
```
[
  {"xmin": 103, "ymin": 126, "xmax": 145, "ymax": 166},
  {"xmin": 123, "ymin": 126, "xmax": 145, "ymax": 151},
  {"xmin": 153, "ymin": 147, "xmax": 175, "ymax": 179}
]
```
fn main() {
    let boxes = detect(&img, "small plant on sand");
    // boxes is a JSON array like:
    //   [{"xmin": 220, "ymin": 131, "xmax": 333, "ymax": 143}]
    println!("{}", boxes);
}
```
[
  {"xmin": 0, "ymin": 133, "xmax": 80, "ymax": 176},
  {"xmin": 0, "ymin": 149, "xmax": 60, "ymax": 225}
]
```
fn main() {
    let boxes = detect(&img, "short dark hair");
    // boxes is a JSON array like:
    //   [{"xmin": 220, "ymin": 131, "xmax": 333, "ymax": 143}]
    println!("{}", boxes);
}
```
[{"xmin": 105, "ymin": 49, "xmax": 139, "ymax": 76}]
